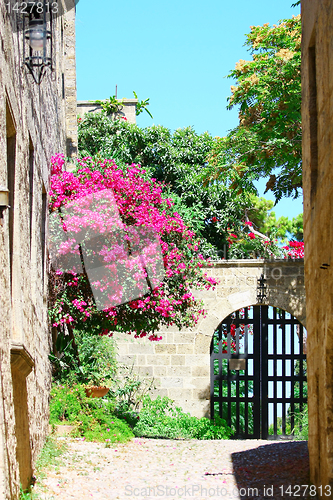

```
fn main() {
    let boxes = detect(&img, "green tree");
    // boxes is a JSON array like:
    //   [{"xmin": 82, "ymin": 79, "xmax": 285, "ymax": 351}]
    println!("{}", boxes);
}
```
[
  {"xmin": 206, "ymin": 15, "xmax": 302, "ymax": 202},
  {"xmin": 78, "ymin": 113, "xmax": 302, "ymax": 261},
  {"xmin": 78, "ymin": 114, "xmax": 252, "ymax": 259},
  {"xmin": 289, "ymin": 212, "xmax": 303, "ymax": 241},
  {"xmin": 247, "ymin": 195, "xmax": 303, "ymax": 241}
]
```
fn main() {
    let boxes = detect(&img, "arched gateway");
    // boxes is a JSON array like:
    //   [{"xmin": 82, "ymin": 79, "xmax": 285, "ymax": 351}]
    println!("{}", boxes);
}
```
[
  {"xmin": 211, "ymin": 305, "xmax": 307, "ymax": 439},
  {"xmin": 115, "ymin": 259, "xmax": 306, "ymax": 428}
]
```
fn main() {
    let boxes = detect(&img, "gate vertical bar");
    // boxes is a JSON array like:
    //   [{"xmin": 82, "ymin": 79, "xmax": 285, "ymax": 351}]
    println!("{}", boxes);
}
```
[
  {"xmin": 253, "ymin": 306, "xmax": 261, "ymax": 439},
  {"xmin": 282, "ymin": 319, "xmax": 286, "ymax": 435},
  {"xmin": 244, "ymin": 322, "xmax": 249, "ymax": 435},
  {"xmin": 210, "ymin": 334, "xmax": 215, "ymax": 420},
  {"xmin": 236, "ymin": 324, "xmax": 240, "ymax": 436},
  {"xmin": 290, "ymin": 319, "xmax": 295, "ymax": 434},
  {"xmin": 273, "ymin": 309, "xmax": 278, "ymax": 436},
  {"xmin": 261, "ymin": 305, "xmax": 269, "ymax": 439}
]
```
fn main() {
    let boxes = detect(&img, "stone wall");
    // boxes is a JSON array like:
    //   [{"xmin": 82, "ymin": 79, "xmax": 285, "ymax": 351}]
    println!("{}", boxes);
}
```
[
  {"xmin": 0, "ymin": 4, "xmax": 77, "ymax": 498},
  {"xmin": 77, "ymin": 98, "xmax": 138, "ymax": 124},
  {"xmin": 302, "ymin": 0, "xmax": 333, "ymax": 489},
  {"xmin": 114, "ymin": 260, "xmax": 305, "ymax": 419}
]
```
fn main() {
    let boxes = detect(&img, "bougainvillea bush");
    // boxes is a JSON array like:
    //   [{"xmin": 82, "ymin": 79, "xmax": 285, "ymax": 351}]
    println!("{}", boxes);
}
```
[{"xmin": 49, "ymin": 154, "xmax": 217, "ymax": 341}]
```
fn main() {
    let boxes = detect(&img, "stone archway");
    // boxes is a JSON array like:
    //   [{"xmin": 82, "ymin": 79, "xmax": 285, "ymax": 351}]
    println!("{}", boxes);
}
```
[
  {"xmin": 210, "ymin": 304, "xmax": 307, "ymax": 439},
  {"xmin": 114, "ymin": 259, "xmax": 305, "ymax": 418}
]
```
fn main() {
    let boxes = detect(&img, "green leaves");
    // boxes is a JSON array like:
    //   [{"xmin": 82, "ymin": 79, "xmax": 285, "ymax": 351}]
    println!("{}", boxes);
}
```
[
  {"xmin": 93, "ymin": 95, "xmax": 124, "ymax": 115},
  {"xmin": 132, "ymin": 395, "xmax": 233, "ymax": 439},
  {"xmin": 133, "ymin": 91, "xmax": 153, "ymax": 118},
  {"xmin": 75, "ymin": 332, "xmax": 118, "ymax": 387},
  {"xmin": 92, "ymin": 91, "xmax": 153, "ymax": 119},
  {"xmin": 247, "ymin": 195, "xmax": 303, "ymax": 242},
  {"xmin": 49, "ymin": 383, "xmax": 134, "ymax": 443},
  {"xmin": 207, "ymin": 15, "xmax": 302, "ymax": 202},
  {"xmin": 50, "ymin": 329, "xmax": 117, "ymax": 387}
]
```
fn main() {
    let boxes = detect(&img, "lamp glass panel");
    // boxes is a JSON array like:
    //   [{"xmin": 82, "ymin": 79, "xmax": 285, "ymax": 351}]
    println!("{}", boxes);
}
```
[{"xmin": 28, "ymin": 26, "xmax": 45, "ymax": 51}]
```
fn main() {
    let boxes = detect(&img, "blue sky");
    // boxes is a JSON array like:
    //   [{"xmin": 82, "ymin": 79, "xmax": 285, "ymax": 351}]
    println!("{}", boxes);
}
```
[{"xmin": 75, "ymin": 0, "xmax": 302, "ymax": 220}]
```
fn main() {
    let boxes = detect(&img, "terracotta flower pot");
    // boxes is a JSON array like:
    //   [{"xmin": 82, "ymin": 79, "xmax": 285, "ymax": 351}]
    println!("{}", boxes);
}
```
[{"xmin": 85, "ymin": 386, "xmax": 109, "ymax": 398}]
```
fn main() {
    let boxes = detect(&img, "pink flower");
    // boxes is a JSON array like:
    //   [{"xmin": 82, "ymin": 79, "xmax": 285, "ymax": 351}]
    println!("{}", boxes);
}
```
[
  {"xmin": 249, "ymin": 232, "xmax": 256, "ymax": 240},
  {"xmin": 49, "ymin": 155, "xmax": 217, "ymax": 340}
]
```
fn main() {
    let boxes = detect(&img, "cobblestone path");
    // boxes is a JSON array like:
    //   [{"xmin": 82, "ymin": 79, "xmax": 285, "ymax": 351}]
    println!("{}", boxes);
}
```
[{"xmin": 33, "ymin": 438, "xmax": 311, "ymax": 500}]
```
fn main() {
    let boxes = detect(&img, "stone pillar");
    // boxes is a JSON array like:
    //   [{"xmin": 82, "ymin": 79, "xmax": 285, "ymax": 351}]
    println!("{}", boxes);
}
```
[
  {"xmin": 302, "ymin": 0, "xmax": 333, "ymax": 489},
  {"xmin": 64, "ymin": 7, "xmax": 78, "ymax": 157}
]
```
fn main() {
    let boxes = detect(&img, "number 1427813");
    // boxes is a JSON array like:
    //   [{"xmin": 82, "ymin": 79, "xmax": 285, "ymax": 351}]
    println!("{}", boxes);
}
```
[
  {"xmin": 280, "ymin": 485, "xmax": 331, "ymax": 497},
  {"xmin": 4, "ymin": 2, "xmax": 59, "ymax": 15}
]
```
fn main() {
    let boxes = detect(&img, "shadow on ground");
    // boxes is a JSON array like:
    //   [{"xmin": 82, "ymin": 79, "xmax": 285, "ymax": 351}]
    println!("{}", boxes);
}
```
[{"xmin": 231, "ymin": 441, "xmax": 310, "ymax": 499}]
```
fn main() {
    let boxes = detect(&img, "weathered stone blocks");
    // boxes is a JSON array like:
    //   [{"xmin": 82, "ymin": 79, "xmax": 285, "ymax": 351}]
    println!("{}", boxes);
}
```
[
  {"xmin": 160, "ymin": 378, "xmax": 183, "ymax": 388},
  {"xmin": 171, "ymin": 355, "xmax": 186, "ymax": 366},
  {"xmin": 155, "ymin": 344, "xmax": 176, "ymax": 354},
  {"xmin": 146, "ymin": 355, "xmax": 170, "ymax": 366},
  {"xmin": 177, "ymin": 344, "xmax": 194, "ymax": 354}
]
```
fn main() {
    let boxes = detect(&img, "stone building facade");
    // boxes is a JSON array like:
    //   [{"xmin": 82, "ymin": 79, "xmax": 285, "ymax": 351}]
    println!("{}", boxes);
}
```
[
  {"xmin": 302, "ymin": 0, "xmax": 333, "ymax": 489},
  {"xmin": 115, "ymin": 260, "xmax": 306, "ymax": 418},
  {"xmin": 0, "ymin": 3, "xmax": 77, "ymax": 498}
]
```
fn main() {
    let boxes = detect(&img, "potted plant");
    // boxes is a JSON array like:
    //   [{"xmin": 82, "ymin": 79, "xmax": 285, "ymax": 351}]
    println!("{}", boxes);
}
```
[
  {"xmin": 75, "ymin": 331, "xmax": 118, "ymax": 398},
  {"xmin": 85, "ymin": 386, "xmax": 110, "ymax": 398}
]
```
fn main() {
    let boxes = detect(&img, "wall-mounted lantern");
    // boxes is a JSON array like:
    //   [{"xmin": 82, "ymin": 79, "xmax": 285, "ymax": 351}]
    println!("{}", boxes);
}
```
[
  {"xmin": 23, "ymin": 2, "xmax": 53, "ymax": 84},
  {"xmin": 257, "ymin": 273, "xmax": 267, "ymax": 303},
  {"xmin": 0, "ymin": 187, "xmax": 10, "ymax": 224}
]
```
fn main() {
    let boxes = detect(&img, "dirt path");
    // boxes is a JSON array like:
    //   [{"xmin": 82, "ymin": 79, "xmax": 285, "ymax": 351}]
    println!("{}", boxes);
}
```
[{"xmin": 33, "ymin": 438, "xmax": 312, "ymax": 500}]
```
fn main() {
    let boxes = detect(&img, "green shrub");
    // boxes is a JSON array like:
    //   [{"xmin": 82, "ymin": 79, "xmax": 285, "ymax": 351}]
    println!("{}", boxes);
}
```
[
  {"xmin": 133, "ymin": 396, "xmax": 232, "ymax": 440},
  {"xmin": 267, "ymin": 405, "xmax": 308, "ymax": 439},
  {"xmin": 108, "ymin": 363, "xmax": 155, "ymax": 424},
  {"xmin": 50, "ymin": 331, "xmax": 118, "ymax": 387},
  {"xmin": 49, "ymin": 383, "xmax": 134, "ymax": 443},
  {"xmin": 19, "ymin": 489, "xmax": 35, "ymax": 499},
  {"xmin": 80, "ymin": 415, "xmax": 134, "ymax": 443},
  {"xmin": 114, "ymin": 408, "xmax": 140, "ymax": 428},
  {"xmin": 293, "ymin": 404, "xmax": 308, "ymax": 440},
  {"xmin": 75, "ymin": 332, "xmax": 118, "ymax": 387},
  {"xmin": 49, "ymin": 384, "xmax": 89, "ymax": 423}
]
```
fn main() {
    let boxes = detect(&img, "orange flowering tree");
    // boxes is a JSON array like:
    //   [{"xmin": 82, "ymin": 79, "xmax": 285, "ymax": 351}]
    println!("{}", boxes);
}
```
[{"xmin": 205, "ymin": 15, "xmax": 302, "ymax": 202}]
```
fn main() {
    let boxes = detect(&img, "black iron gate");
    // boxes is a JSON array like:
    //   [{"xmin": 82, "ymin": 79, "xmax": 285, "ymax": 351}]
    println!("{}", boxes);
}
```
[{"xmin": 210, "ymin": 306, "xmax": 307, "ymax": 439}]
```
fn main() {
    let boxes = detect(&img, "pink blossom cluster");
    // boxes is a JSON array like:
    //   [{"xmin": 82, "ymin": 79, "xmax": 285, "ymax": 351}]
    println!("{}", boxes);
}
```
[
  {"xmin": 49, "ymin": 155, "xmax": 217, "ymax": 340},
  {"xmin": 283, "ymin": 241, "xmax": 304, "ymax": 259}
]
